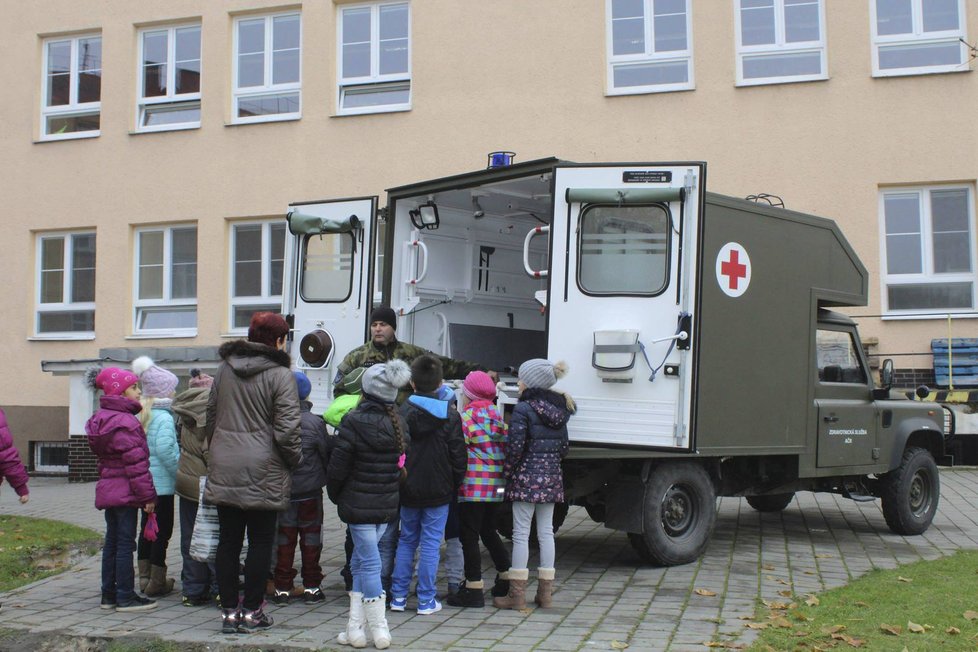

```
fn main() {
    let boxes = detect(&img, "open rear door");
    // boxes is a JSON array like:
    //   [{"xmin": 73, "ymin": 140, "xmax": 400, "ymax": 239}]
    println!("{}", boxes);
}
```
[
  {"xmin": 283, "ymin": 197, "xmax": 377, "ymax": 411},
  {"xmin": 547, "ymin": 164, "xmax": 703, "ymax": 450}
]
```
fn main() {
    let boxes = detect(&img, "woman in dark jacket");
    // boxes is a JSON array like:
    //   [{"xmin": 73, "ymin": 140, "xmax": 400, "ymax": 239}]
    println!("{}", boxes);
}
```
[
  {"xmin": 205, "ymin": 312, "xmax": 302, "ymax": 634},
  {"xmin": 494, "ymin": 359, "xmax": 574, "ymax": 612},
  {"xmin": 327, "ymin": 360, "xmax": 410, "ymax": 651}
]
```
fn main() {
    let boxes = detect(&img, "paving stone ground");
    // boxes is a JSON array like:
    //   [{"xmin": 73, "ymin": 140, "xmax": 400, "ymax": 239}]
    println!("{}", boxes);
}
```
[{"xmin": 2, "ymin": 470, "xmax": 978, "ymax": 651}]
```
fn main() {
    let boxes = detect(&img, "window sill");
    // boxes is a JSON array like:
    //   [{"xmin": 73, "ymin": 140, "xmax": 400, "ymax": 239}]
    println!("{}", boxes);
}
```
[
  {"xmin": 872, "ymin": 66, "xmax": 971, "ymax": 79},
  {"xmin": 34, "ymin": 131, "xmax": 100, "ymax": 144},
  {"xmin": 333, "ymin": 105, "xmax": 411, "ymax": 117},
  {"xmin": 881, "ymin": 312, "xmax": 978, "ymax": 321},
  {"xmin": 606, "ymin": 84, "xmax": 695, "ymax": 97},
  {"xmin": 130, "ymin": 124, "xmax": 201, "ymax": 135},
  {"xmin": 735, "ymin": 74, "xmax": 828, "ymax": 88},
  {"xmin": 28, "ymin": 334, "xmax": 96, "ymax": 341},
  {"xmin": 226, "ymin": 114, "xmax": 301, "ymax": 127},
  {"xmin": 126, "ymin": 331, "xmax": 199, "ymax": 339}
]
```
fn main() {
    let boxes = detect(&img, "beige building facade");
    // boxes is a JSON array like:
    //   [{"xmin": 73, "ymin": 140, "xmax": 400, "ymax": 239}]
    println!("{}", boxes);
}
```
[{"xmin": 1, "ymin": 0, "xmax": 976, "ymax": 471}]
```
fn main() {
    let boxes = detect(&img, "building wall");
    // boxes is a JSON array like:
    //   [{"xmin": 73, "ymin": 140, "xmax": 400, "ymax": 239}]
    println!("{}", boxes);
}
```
[{"xmin": 1, "ymin": 1, "xmax": 976, "ymax": 458}]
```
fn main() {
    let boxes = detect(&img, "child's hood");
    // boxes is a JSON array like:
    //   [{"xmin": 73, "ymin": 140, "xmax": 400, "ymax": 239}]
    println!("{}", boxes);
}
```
[
  {"xmin": 86, "ymin": 396, "xmax": 143, "ymax": 453},
  {"xmin": 405, "ymin": 394, "xmax": 452, "ymax": 439},
  {"xmin": 172, "ymin": 386, "xmax": 210, "ymax": 428},
  {"xmin": 523, "ymin": 388, "xmax": 575, "ymax": 429}
]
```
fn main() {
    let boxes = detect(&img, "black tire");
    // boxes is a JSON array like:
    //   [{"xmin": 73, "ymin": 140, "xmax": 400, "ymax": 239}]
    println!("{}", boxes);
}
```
[
  {"xmin": 880, "ymin": 446, "xmax": 940, "ymax": 535},
  {"xmin": 636, "ymin": 462, "xmax": 717, "ymax": 566},
  {"xmin": 745, "ymin": 493, "xmax": 795, "ymax": 513}
]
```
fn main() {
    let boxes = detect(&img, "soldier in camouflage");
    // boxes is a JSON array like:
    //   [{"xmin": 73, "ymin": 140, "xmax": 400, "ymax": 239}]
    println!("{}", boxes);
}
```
[{"xmin": 333, "ymin": 306, "xmax": 492, "ymax": 405}]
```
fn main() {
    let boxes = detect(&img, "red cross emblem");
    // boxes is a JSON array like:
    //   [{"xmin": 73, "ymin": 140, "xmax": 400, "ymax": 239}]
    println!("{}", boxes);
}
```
[
  {"xmin": 721, "ymin": 250, "xmax": 748, "ymax": 290},
  {"xmin": 716, "ymin": 243, "xmax": 751, "ymax": 297}
]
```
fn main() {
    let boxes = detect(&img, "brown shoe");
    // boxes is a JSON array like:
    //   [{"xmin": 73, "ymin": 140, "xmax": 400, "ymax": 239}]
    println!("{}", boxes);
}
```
[
  {"xmin": 534, "ymin": 568, "xmax": 555, "ymax": 608},
  {"xmin": 492, "ymin": 569, "xmax": 528, "ymax": 610},
  {"xmin": 138, "ymin": 559, "xmax": 151, "ymax": 593}
]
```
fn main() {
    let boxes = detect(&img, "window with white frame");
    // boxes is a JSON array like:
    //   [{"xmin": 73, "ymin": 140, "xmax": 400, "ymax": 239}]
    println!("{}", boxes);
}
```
[
  {"xmin": 606, "ymin": 0, "xmax": 694, "ymax": 94},
  {"xmin": 735, "ymin": 0, "xmax": 826, "ymax": 85},
  {"xmin": 134, "ymin": 226, "xmax": 198, "ymax": 334},
  {"xmin": 233, "ymin": 12, "xmax": 301, "ymax": 122},
  {"xmin": 338, "ymin": 2, "xmax": 411, "ymax": 114},
  {"xmin": 36, "ymin": 232, "xmax": 96, "ymax": 336},
  {"xmin": 871, "ymin": 0, "xmax": 968, "ymax": 76},
  {"xmin": 41, "ymin": 34, "xmax": 102, "ymax": 139},
  {"xmin": 138, "ymin": 24, "xmax": 201, "ymax": 131},
  {"xmin": 880, "ymin": 186, "xmax": 977, "ymax": 314},
  {"xmin": 230, "ymin": 221, "xmax": 286, "ymax": 331}
]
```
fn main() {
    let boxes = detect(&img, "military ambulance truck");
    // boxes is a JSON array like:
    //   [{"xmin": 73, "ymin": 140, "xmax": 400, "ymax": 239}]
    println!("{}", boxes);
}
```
[{"xmin": 282, "ymin": 158, "xmax": 946, "ymax": 566}]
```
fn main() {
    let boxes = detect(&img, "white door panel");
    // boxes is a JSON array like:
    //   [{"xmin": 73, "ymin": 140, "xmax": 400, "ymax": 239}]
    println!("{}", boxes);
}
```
[{"xmin": 548, "ymin": 165, "xmax": 701, "ymax": 450}]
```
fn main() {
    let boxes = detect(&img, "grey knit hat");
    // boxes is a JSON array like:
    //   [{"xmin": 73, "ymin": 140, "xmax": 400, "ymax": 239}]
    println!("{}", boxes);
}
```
[
  {"xmin": 518, "ymin": 359, "xmax": 568, "ymax": 390},
  {"xmin": 360, "ymin": 360, "xmax": 412, "ymax": 403}
]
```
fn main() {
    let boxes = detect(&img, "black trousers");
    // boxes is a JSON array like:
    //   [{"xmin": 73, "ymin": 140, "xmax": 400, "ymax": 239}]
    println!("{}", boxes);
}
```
[
  {"xmin": 458, "ymin": 501, "xmax": 510, "ymax": 582},
  {"xmin": 138, "ymin": 494, "xmax": 174, "ymax": 567},
  {"xmin": 216, "ymin": 506, "xmax": 278, "ymax": 611}
]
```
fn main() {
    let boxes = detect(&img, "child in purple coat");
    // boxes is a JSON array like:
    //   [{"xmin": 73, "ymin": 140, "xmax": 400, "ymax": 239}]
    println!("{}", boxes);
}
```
[
  {"xmin": 0, "ymin": 408, "xmax": 30, "ymax": 504},
  {"xmin": 85, "ymin": 367, "xmax": 159, "ymax": 613}
]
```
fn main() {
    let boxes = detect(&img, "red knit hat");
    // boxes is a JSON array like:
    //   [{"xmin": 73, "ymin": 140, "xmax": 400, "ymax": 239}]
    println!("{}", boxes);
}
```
[{"xmin": 462, "ymin": 371, "xmax": 497, "ymax": 402}]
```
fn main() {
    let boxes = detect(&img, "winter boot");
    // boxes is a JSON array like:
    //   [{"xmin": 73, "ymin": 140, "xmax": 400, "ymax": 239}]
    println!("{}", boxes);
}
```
[
  {"xmin": 534, "ymin": 568, "xmax": 555, "ymax": 608},
  {"xmin": 445, "ymin": 579, "xmax": 485, "ymax": 608},
  {"xmin": 362, "ymin": 594, "xmax": 391, "ymax": 650},
  {"xmin": 337, "ymin": 592, "xmax": 368, "ymax": 648},
  {"xmin": 492, "ymin": 569, "xmax": 528, "ymax": 610},
  {"xmin": 138, "ymin": 559, "xmax": 151, "ymax": 592},
  {"xmin": 490, "ymin": 571, "xmax": 510, "ymax": 598},
  {"xmin": 145, "ymin": 564, "xmax": 175, "ymax": 597}
]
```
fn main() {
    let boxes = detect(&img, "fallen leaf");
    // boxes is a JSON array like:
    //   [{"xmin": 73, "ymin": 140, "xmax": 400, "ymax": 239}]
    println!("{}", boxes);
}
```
[
  {"xmin": 822, "ymin": 625, "xmax": 847, "ymax": 634},
  {"xmin": 963, "ymin": 610, "xmax": 978, "ymax": 621},
  {"xmin": 806, "ymin": 595, "xmax": 820, "ymax": 607},
  {"xmin": 695, "ymin": 588, "xmax": 717, "ymax": 597},
  {"xmin": 778, "ymin": 590, "xmax": 793, "ymax": 597},
  {"xmin": 745, "ymin": 622, "xmax": 769, "ymax": 630},
  {"xmin": 907, "ymin": 621, "xmax": 925, "ymax": 633},
  {"xmin": 854, "ymin": 601, "xmax": 869, "ymax": 608},
  {"xmin": 880, "ymin": 624, "xmax": 902, "ymax": 636},
  {"xmin": 805, "ymin": 570, "xmax": 817, "ymax": 575},
  {"xmin": 703, "ymin": 642, "xmax": 726, "ymax": 648},
  {"xmin": 610, "ymin": 641, "xmax": 629, "ymax": 650},
  {"xmin": 791, "ymin": 610, "xmax": 811, "ymax": 622},
  {"xmin": 762, "ymin": 564, "xmax": 775, "ymax": 571},
  {"xmin": 776, "ymin": 578, "xmax": 790, "ymax": 585},
  {"xmin": 763, "ymin": 600, "xmax": 789, "ymax": 610},
  {"xmin": 815, "ymin": 553, "xmax": 834, "ymax": 558},
  {"xmin": 793, "ymin": 630, "xmax": 809, "ymax": 637},
  {"xmin": 841, "ymin": 634, "xmax": 864, "ymax": 648},
  {"xmin": 897, "ymin": 576, "xmax": 913, "ymax": 583},
  {"xmin": 947, "ymin": 626, "xmax": 961, "ymax": 635},
  {"xmin": 772, "ymin": 617, "xmax": 793, "ymax": 629}
]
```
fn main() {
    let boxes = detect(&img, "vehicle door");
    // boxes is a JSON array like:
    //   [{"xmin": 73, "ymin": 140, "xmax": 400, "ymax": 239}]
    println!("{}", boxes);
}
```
[
  {"xmin": 545, "ymin": 164, "xmax": 703, "ymax": 449},
  {"xmin": 282, "ymin": 197, "xmax": 377, "ymax": 411},
  {"xmin": 814, "ymin": 327, "xmax": 879, "ymax": 467}
]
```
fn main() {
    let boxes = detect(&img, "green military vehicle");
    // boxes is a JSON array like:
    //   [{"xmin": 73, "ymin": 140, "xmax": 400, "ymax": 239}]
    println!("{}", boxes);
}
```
[{"xmin": 284, "ymin": 158, "xmax": 947, "ymax": 566}]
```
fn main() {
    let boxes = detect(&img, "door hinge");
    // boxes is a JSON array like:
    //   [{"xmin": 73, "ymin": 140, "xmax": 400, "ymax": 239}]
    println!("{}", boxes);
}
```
[{"xmin": 674, "ymin": 423, "xmax": 686, "ymax": 446}]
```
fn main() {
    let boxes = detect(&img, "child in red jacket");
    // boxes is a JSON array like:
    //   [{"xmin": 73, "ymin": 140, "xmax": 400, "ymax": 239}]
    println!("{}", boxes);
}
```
[{"xmin": 0, "ymin": 408, "xmax": 30, "ymax": 504}]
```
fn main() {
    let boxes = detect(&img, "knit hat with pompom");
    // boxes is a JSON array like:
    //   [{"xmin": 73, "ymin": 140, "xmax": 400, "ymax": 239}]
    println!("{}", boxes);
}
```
[
  {"xmin": 85, "ymin": 366, "xmax": 140, "ymax": 397},
  {"xmin": 518, "ymin": 359, "xmax": 568, "ymax": 390},
  {"xmin": 360, "ymin": 360, "xmax": 412, "ymax": 403},
  {"xmin": 133, "ymin": 356, "xmax": 178, "ymax": 398}
]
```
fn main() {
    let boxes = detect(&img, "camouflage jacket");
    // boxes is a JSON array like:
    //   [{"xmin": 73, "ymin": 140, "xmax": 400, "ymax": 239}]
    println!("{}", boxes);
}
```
[{"xmin": 334, "ymin": 339, "xmax": 482, "ymax": 404}]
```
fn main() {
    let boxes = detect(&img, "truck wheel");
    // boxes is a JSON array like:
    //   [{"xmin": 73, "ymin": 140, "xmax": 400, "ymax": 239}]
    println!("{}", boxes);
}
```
[
  {"xmin": 880, "ymin": 446, "xmax": 940, "ymax": 535},
  {"xmin": 633, "ymin": 462, "xmax": 717, "ymax": 566},
  {"xmin": 746, "ymin": 493, "xmax": 795, "ymax": 512}
]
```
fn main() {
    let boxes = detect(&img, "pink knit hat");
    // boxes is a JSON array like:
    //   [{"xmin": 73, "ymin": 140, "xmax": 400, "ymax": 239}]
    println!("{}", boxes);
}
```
[
  {"xmin": 462, "ymin": 371, "xmax": 497, "ymax": 402},
  {"xmin": 94, "ymin": 367, "xmax": 140, "ymax": 397},
  {"xmin": 188, "ymin": 368, "xmax": 214, "ymax": 389},
  {"xmin": 133, "ymin": 356, "xmax": 178, "ymax": 398}
]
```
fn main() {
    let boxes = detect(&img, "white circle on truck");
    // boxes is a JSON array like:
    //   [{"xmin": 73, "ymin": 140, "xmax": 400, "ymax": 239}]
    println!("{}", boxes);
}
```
[{"xmin": 716, "ymin": 242, "xmax": 751, "ymax": 297}]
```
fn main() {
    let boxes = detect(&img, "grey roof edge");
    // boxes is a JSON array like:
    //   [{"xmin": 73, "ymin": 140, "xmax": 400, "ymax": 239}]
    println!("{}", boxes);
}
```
[{"xmin": 42, "ymin": 345, "xmax": 223, "ymax": 375}]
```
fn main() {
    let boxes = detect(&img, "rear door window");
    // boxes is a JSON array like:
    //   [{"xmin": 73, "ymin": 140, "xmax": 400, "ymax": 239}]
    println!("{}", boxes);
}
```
[{"xmin": 577, "ymin": 204, "xmax": 670, "ymax": 296}]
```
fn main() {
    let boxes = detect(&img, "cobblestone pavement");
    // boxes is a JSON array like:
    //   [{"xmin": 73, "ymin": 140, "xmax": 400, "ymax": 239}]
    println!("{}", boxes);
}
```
[{"xmin": 2, "ymin": 470, "xmax": 978, "ymax": 651}]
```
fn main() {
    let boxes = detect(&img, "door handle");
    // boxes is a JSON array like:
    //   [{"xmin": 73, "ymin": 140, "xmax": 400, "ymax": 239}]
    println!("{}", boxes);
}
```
[{"xmin": 823, "ymin": 415, "xmax": 839, "ymax": 423}]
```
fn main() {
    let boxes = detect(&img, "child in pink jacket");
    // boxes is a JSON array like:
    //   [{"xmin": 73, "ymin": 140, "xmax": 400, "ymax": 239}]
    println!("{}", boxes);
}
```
[
  {"xmin": 85, "ymin": 367, "xmax": 158, "ymax": 613},
  {"xmin": 0, "ymin": 408, "xmax": 30, "ymax": 504}
]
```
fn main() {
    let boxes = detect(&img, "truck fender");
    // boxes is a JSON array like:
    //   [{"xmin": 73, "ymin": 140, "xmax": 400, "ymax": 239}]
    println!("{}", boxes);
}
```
[{"xmin": 885, "ymin": 417, "xmax": 944, "ymax": 471}]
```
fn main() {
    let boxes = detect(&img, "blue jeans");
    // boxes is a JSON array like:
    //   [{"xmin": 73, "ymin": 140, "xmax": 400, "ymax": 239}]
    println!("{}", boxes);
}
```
[
  {"xmin": 102, "ymin": 506, "xmax": 138, "ymax": 603},
  {"xmin": 179, "ymin": 497, "xmax": 217, "ymax": 598},
  {"xmin": 349, "ymin": 523, "xmax": 388, "ymax": 599},
  {"xmin": 391, "ymin": 504, "xmax": 449, "ymax": 603},
  {"xmin": 378, "ymin": 513, "xmax": 399, "ymax": 594}
]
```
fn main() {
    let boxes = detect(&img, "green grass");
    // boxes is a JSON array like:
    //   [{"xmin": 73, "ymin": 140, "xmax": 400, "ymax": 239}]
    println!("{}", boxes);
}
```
[
  {"xmin": 741, "ymin": 549, "xmax": 978, "ymax": 651},
  {"xmin": 0, "ymin": 514, "xmax": 101, "ymax": 592}
]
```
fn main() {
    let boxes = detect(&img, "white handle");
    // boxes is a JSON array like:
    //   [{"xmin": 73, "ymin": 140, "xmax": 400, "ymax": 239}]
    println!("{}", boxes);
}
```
[
  {"xmin": 523, "ymin": 225, "xmax": 550, "ymax": 278},
  {"xmin": 407, "ymin": 239, "xmax": 428, "ymax": 285},
  {"xmin": 649, "ymin": 332, "xmax": 688, "ymax": 344}
]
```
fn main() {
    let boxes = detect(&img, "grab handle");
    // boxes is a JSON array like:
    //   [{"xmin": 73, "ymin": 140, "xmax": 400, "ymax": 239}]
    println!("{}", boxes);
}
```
[
  {"xmin": 407, "ymin": 240, "xmax": 429, "ymax": 285},
  {"xmin": 523, "ymin": 226, "xmax": 550, "ymax": 278}
]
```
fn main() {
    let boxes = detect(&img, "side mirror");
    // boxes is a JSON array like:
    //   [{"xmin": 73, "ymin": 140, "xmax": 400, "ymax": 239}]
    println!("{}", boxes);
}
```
[{"xmin": 879, "ymin": 358, "xmax": 893, "ymax": 390}]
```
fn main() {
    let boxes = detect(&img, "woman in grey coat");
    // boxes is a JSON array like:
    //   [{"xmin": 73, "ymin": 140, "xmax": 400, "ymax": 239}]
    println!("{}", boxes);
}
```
[{"xmin": 205, "ymin": 312, "xmax": 302, "ymax": 634}]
